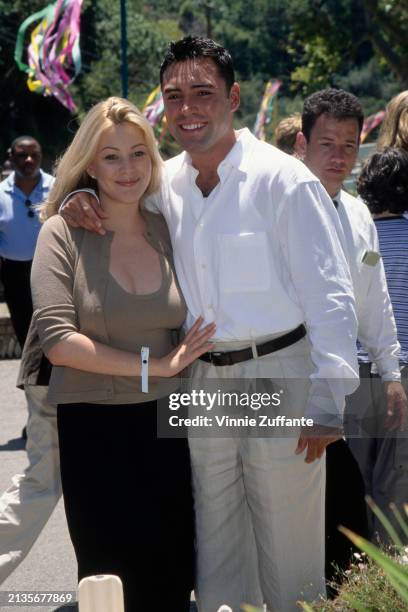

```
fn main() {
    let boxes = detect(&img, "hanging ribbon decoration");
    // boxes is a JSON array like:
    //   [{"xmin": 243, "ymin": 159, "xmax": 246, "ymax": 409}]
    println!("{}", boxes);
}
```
[
  {"xmin": 143, "ymin": 85, "xmax": 167, "ymax": 142},
  {"xmin": 253, "ymin": 79, "xmax": 282, "ymax": 140},
  {"xmin": 360, "ymin": 110, "xmax": 385, "ymax": 143},
  {"xmin": 14, "ymin": 0, "xmax": 83, "ymax": 113}
]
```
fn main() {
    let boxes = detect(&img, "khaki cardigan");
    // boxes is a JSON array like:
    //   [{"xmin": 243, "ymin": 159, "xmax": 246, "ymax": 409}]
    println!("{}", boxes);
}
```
[{"xmin": 31, "ymin": 212, "xmax": 183, "ymax": 404}]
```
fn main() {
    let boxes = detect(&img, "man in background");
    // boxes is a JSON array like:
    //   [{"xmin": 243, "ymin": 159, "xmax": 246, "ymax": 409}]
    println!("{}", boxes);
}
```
[
  {"xmin": 0, "ymin": 136, "xmax": 53, "ymax": 352},
  {"xmin": 293, "ymin": 88, "xmax": 406, "ymax": 579},
  {"xmin": 356, "ymin": 147, "xmax": 408, "ymax": 539},
  {"xmin": 0, "ymin": 137, "xmax": 58, "ymax": 583}
]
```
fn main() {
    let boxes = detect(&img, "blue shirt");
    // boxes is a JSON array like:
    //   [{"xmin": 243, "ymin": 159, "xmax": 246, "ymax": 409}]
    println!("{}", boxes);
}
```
[
  {"xmin": 0, "ymin": 170, "xmax": 54, "ymax": 261},
  {"xmin": 359, "ymin": 215, "xmax": 408, "ymax": 365}
]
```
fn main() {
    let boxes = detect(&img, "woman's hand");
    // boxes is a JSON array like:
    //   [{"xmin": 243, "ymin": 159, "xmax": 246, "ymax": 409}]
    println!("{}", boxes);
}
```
[{"xmin": 155, "ymin": 317, "xmax": 216, "ymax": 377}]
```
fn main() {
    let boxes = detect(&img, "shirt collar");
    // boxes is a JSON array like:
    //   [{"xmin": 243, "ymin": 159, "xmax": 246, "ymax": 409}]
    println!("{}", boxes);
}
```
[
  {"xmin": 3, "ymin": 172, "xmax": 16, "ymax": 193},
  {"xmin": 333, "ymin": 190, "xmax": 342, "ymax": 200},
  {"xmin": 177, "ymin": 127, "xmax": 256, "ymax": 178},
  {"xmin": 4, "ymin": 169, "xmax": 51, "ymax": 197}
]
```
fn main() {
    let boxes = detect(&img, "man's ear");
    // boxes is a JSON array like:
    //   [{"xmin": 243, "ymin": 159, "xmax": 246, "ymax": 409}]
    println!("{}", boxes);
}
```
[
  {"xmin": 229, "ymin": 83, "xmax": 240, "ymax": 113},
  {"xmin": 295, "ymin": 131, "xmax": 307, "ymax": 159}
]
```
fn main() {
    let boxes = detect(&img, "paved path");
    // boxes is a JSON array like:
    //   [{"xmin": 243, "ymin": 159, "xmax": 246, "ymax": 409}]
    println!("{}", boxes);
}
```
[{"xmin": 0, "ymin": 360, "xmax": 77, "ymax": 612}]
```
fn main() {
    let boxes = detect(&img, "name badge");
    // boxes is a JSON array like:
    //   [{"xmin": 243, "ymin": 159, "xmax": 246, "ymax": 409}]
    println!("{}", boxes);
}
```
[{"xmin": 362, "ymin": 250, "xmax": 381, "ymax": 266}]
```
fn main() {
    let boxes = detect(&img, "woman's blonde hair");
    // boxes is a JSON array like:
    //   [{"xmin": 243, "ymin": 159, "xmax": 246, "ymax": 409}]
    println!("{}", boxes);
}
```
[
  {"xmin": 42, "ymin": 97, "xmax": 163, "ymax": 219},
  {"xmin": 378, "ymin": 90, "xmax": 408, "ymax": 151}
]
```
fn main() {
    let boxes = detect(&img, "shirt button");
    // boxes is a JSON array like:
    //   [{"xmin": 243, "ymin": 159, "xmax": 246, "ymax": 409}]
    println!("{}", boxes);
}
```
[
  {"xmin": 207, "ymin": 304, "xmax": 213, "ymax": 310},
  {"xmin": 199, "ymin": 222, "xmax": 204, "ymax": 228},
  {"xmin": 106, "ymin": 388, "xmax": 113, "ymax": 397},
  {"xmin": 95, "ymin": 305, "xmax": 102, "ymax": 312},
  {"xmin": 201, "ymin": 263, "xmax": 206, "ymax": 269}
]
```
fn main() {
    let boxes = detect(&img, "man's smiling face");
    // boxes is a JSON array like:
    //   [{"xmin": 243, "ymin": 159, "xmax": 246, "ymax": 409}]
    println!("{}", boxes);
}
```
[{"xmin": 161, "ymin": 58, "xmax": 240, "ymax": 157}]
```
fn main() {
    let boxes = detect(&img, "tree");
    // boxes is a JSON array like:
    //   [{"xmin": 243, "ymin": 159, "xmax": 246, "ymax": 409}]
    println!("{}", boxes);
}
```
[
  {"xmin": 284, "ymin": 0, "xmax": 408, "ymax": 94},
  {"xmin": 361, "ymin": 0, "xmax": 408, "ymax": 85},
  {"xmin": 0, "ymin": 0, "xmax": 406, "ymax": 164}
]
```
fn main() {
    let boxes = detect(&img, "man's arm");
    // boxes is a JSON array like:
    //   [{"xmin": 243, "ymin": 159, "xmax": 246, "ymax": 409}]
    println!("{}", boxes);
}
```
[
  {"xmin": 280, "ymin": 180, "xmax": 359, "ymax": 385},
  {"xmin": 58, "ymin": 184, "xmax": 165, "ymax": 234},
  {"xmin": 277, "ymin": 180, "xmax": 359, "ymax": 460}
]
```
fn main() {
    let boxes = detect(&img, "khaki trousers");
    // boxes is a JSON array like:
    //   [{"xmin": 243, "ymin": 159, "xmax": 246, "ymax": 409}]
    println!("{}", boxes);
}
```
[
  {"xmin": 0, "ymin": 386, "xmax": 61, "ymax": 583},
  {"xmin": 188, "ymin": 336, "xmax": 326, "ymax": 612}
]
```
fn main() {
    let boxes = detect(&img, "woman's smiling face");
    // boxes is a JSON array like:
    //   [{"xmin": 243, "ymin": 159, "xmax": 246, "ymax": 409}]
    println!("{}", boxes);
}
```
[{"xmin": 87, "ymin": 122, "xmax": 153, "ymax": 207}]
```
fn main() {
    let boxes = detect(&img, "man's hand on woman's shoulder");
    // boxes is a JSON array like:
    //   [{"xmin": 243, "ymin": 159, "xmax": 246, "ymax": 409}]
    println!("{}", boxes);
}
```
[{"xmin": 60, "ymin": 190, "xmax": 108, "ymax": 235}]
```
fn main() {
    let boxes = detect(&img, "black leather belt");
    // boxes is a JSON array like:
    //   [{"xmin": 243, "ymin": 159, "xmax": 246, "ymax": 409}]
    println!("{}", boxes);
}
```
[{"xmin": 199, "ymin": 324, "xmax": 306, "ymax": 367}]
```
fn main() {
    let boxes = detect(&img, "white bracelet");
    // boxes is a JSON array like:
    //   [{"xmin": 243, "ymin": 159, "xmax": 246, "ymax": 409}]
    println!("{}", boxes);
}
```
[
  {"xmin": 58, "ymin": 188, "xmax": 100, "ymax": 214},
  {"xmin": 141, "ymin": 347, "xmax": 150, "ymax": 393}
]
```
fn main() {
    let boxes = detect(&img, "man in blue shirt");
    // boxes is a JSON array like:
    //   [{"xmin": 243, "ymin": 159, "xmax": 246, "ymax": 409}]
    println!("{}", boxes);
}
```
[
  {"xmin": 0, "ymin": 136, "xmax": 53, "ymax": 349},
  {"xmin": 0, "ymin": 138, "xmax": 59, "ymax": 582}
]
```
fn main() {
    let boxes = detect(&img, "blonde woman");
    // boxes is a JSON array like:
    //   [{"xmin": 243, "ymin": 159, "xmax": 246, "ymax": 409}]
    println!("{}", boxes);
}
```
[
  {"xmin": 378, "ymin": 90, "xmax": 408, "ymax": 150},
  {"xmin": 31, "ymin": 97, "xmax": 215, "ymax": 611}
]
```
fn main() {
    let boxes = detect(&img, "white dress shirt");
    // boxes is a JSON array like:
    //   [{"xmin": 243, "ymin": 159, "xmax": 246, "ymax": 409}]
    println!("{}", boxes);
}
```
[
  {"xmin": 146, "ymin": 128, "xmax": 360, "ymax": 422},
  {"xmin": 335, "ymin": 190, "xmax": 400, "ymax": 380}
]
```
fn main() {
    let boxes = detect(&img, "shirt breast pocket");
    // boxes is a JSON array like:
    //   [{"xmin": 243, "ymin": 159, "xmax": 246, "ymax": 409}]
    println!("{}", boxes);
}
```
[{"xmin": 217, "ymin": 232, "xmax": 271, "ymax": 293}]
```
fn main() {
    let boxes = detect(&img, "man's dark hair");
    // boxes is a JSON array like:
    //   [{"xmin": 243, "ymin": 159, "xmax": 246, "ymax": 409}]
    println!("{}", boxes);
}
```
[
  {"xmin": 302, "ymin": 89, "xmax": 364, "ymax": 141},
  {"xmin": 10, "ymin": 135, "xmax": 40, "ymax": 154},
  {"xmin": 160, "ymin": 36, "xmax": 235, "ymax": 93},
  {"xmin": 357, "ymin": 147, "xmax": 408, "ymax": 215}
]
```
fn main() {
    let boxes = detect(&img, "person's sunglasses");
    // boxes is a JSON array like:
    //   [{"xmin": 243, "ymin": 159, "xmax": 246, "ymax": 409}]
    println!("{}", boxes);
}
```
[{"xmin": 25, "ymin": 199, "xmax": 35, "ymax": 218}]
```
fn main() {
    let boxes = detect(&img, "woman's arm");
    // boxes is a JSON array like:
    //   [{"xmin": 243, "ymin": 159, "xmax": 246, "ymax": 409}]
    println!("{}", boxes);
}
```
[
  {"xmin": 47, "ymin": 317, "xmax": 215, "ymax": 378},
  {"xmin": 32, "ymin": 216, "xmax": 214, "ymax": 378}
]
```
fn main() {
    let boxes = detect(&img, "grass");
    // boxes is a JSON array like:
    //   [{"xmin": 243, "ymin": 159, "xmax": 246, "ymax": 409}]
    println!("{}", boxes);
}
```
[
  {"xmin": 299, "ymin": 500, "xmax": 408, "ymax": 612},
  {"xmin": 303, "ymin": 550, "xmax": 408, "ymax": 611}
]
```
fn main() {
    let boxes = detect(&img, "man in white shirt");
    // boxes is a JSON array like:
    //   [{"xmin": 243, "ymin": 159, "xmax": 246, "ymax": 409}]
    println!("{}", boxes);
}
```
[
  {"xmin": 295, "ymin": 88, "xmax": 407, "ymax": 577},
  {"xmin": 61, "ymin": 38, "xmax": 359, "ymax": 611}
]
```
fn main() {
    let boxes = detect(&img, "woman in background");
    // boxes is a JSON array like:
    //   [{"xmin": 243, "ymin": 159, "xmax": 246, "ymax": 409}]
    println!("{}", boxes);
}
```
[
  {"xmin": 378, "ymin": 90, "xmax": 408, "ymax": 150},
  {"xmin": 356, "ymin": 147, "xmax": 408, "ymax": 539}
]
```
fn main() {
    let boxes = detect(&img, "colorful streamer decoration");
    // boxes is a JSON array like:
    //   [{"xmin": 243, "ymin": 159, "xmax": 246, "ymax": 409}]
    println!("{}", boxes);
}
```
[
  {"xmin": 253, "ymin": 79, "xmax": 282, "ymax": 140},
  {"xmin": 143, "ymin": 85, "xmax": 167, "ymax": 142},
  {"xmin": 361, "ymin": 110, "xmax": 385, "ymax": 143},
  {"xmin": 14, "ymin": 0, "xmax": 83, "ymax": 113}
]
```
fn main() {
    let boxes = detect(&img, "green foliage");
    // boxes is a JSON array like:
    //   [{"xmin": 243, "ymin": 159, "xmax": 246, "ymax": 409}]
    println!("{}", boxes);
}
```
[
  {"xmin": 298, "ymin": 500, "xmax": 408, "ymax": 611},
  {"xmin": 0, "ymin": 0, "xmax": 407, "ymax": 165},
  {"xmin": 72, "ymin": 1, "xmax": 169, "ymax": 111},
  {"xmin": 289, "ymin": 35, "xmax": 343, "ymax": 94}
]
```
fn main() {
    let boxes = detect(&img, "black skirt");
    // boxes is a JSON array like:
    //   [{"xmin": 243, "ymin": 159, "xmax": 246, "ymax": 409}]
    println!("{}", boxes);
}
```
[{"xmin": 57, "ymin": 399, "xmax": 195, "ymax": 612}]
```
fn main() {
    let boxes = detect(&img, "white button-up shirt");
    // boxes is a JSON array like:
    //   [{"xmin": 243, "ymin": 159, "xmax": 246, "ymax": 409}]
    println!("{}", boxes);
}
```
[
  {"xmin": 147, "ymin": 129, "xmax": 359, "ymax": 407},
  {"xmin": 335, "ymin": 189, "xmax": 400, "ymax": 380}
]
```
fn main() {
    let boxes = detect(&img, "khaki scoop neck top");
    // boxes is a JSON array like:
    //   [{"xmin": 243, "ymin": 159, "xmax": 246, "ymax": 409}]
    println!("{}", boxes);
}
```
[{"xmin": 31, "ymin": 212, "xmax": 187, "ymax": 404}]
